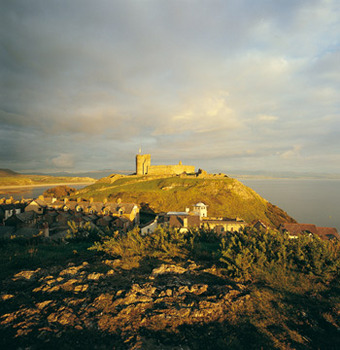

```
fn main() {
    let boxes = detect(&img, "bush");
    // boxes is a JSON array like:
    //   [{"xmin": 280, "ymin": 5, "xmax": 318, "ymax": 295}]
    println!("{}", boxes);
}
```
[{"xmin": 219, "ymin": 227, "xmax": 340, "ymax": 281}]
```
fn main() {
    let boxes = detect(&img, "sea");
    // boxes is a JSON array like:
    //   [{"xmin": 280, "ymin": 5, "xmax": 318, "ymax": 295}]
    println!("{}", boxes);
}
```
[
  {"xmin": 1, "ymin": 180, "xmax": 339, "ymax": 232},
  {"xmin": 240, "ymin": 179, "xmax": 340, "ymax": 232},
  {"xmin": 0, "ymin": 184, "xmax": 88, "ymax": 201}
]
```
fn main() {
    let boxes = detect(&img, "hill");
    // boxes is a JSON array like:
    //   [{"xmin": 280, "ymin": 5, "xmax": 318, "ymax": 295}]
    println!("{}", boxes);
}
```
[
  {"xmin": 0, "ymin": 174, "xmax": 96, "ymax": 187},
  {"xmin": 78, "ymin": 174, "xmax": 296, "ymax": 227},
  {"xmin": 0, "ymin": 169, "xmax": 20, "ymax": 177},
  {"xmin": 1, "ymin": 226, "xmax": 339, "ymax": 349}
]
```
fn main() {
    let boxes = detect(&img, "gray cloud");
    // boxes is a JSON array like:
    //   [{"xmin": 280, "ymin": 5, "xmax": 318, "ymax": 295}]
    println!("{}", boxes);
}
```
[{"xmin": 1, "ymin": 0, "xmax": 339, "ymax": 173}]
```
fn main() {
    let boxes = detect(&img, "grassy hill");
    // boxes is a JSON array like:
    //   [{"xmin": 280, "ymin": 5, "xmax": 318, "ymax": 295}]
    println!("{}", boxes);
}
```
[
  {"xmin": 78, "ymin": 174, "xmax": 296, "ymax": 227},
  {"xmin": 0, "ymin": 174, "xmax": 96, "ymax": 187},
  {"xmin": 0, "ymin": 169, "xmax": 20, "ymax": 177}
]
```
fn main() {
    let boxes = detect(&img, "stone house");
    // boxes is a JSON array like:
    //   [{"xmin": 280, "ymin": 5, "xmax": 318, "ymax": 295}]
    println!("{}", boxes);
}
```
[
  {"xmin": 158, "ymin": 212, "xmax": 201, "ymax": 233},
  {"xmin": 0, "ymin": 203, "xmax": 26, "ymax": 222},
  {"xmin": 4, "ymin": 211, "xmax": 38, "ymax": 229},
  {"xmin": 280, "ymin": 223, "xmax": 339, "ymax": 241},
  {"xmin": 201, "ymin": 217, "xmax": 247, "ymax": 234}
]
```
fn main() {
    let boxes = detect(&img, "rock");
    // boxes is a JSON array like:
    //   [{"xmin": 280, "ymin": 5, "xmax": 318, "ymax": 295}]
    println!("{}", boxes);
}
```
[
  {"xmin": 151, "ymin": 264, "xmax": 187, "ymax": 276},
  {"xmin": 59, "ymin": 264, "xmax": 85, "ymax": 276},
  {"xmin": 13, "ymin": 268, "xmax": 41, "ymax": 281},
  {"xmin": 36, "ymin": 300, "xmax": 53, "ymax": 310},
  {"xmin": 1, "ymin": 294, "xmax": 14, "ymax": 301},
  {"xmin": 87, "ymin": 272, "xmax": 104, "ymax": 280},
  {"xmin": 74, "ymin": 284, "xmax": 89, "ymax": 292}
]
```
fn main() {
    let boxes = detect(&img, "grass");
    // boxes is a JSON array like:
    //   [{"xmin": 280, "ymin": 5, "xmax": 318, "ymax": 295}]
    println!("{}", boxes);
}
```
[
  {"xmin": 0, "ymin": 227, "xmax": 339, "ymax": 349},
  {"xmin": 0, "ymin": 240, "xmax": 96, "ymax": 280},
  {"xmin": 78, "ymin": 175, "xmax": 294, "ymax": 227}
]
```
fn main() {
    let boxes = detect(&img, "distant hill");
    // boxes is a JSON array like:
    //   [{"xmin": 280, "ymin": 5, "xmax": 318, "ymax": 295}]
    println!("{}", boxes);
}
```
[
  {"xmin": 0, "ymin": 174, "xmax": 96, "ymax": 187},
  {"xmin": 78, "ymin": 174, "xmax": 296, "ymax": 228},
  {"xmin": 21, "ymin": 170, "xmax": 133, "ymax": 179},
  {"xmin": 0, "ymin": 169, "xmax": 20, "ymax": 177}
]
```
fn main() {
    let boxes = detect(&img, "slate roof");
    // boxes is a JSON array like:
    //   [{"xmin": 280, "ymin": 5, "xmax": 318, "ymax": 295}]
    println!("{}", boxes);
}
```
[
  {"xmin": 16, "ymin": 211, "xmax": 37, "ymax": 223},
  {"xmin": 280, "ymin": 223, "xmax": 318, "ymax": 235},
  {"xmin": 315, "ymin": 227, "xmax": 339, "ymax": 241},
  {"xmin": 103, "ymin": 203, "xmax": 138, "ymax": 215},
  {"xmin": 280, "ymin": 223, "xmax": 339, "ymax": 241}
]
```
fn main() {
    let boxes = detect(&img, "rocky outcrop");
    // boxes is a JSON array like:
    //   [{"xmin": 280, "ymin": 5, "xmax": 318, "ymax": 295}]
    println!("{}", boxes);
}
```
[{"xmin": 0, "ymin": 259, "xmax": 249, "ymax": 349}]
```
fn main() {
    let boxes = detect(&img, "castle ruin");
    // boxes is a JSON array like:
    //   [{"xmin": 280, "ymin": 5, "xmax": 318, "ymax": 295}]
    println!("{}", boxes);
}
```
[{"xmin": 136, "ymin": 153, "xmax": 195, "ymax": 176}]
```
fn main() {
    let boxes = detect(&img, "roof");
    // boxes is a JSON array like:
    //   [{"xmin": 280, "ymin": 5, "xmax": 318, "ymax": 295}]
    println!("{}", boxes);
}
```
[
  {"xmin": 167, "ymin": 211, "xmax": 189, "ymax": 216},
  {"xmin": 280, "ymin": 223, "xmax": 339, "ymax": 241},
  {"xmin": 204, "ymin": 218, "xmax": 246, "ymax": 224},
  {"xmin": 16, "ymin": 211, "xmax": 37, "ymax": 222},
  {"xmin": 194, "ymin": 202, "xmax": 206, "ymax": 207},
  {"xmin": 103, "ymin": 203, "xmax": 138, "ymax": 215},
  {"xmin": 315, "ymin": 227, "xmax": 339, "ymax": 241},
  {"xmin": 167, "ymin": 215, "xmax": 200, "ymax": 228},
  {"xmin": 280, "ymin": 223, "xmax": 318, "ymax": 235}
]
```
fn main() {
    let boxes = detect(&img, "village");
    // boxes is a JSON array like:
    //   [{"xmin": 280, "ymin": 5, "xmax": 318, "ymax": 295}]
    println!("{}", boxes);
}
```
[
  {"xmin": 0, "ymin": 153, "xmax": 338, "ymax": 242},
  {"xmin": 0, "ymin": 193, "xmax": 338, "ymax": 242}
]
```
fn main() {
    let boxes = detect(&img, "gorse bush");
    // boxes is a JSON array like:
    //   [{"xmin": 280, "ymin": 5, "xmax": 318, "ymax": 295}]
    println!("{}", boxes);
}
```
[
  {"xmin": 219, "ymin": 227, "xmax": 340, "ymax": 280},
  {"xmin": 66, "ymin": 221, "xmax": 103, "ymax": 242},
  {"xmin": 90, "ymin": 225, "xmax": 339, "ymax": 281},
  {"xmin": 91, "ymin": 225, "xmax": 189, "ymax": 260}
]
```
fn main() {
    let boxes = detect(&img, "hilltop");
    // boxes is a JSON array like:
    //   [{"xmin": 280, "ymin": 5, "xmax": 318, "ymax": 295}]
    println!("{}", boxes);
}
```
[
  {"xmin": 0, "ymin": 169, "xmax": 20, "ymax": 177},
  {"xmin": 77, "ymin": 174, "xmax": 295, "ymax": 228}
]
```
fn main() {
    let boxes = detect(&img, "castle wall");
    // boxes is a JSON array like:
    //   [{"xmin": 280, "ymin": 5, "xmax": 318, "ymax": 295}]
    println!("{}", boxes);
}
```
[
  {"xmin": 136, "ymin": 154, "xmax": 151, "ymax": 175},
  {"xmin": 147, "ymin": 165, "xmax": 195, "ymax": 175}
]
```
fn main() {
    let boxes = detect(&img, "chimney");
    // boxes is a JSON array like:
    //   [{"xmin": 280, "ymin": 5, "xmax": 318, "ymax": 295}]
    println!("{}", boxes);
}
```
[{"xmin": 183, "ymin": 217, "xmax": 188, "ymax": 228}]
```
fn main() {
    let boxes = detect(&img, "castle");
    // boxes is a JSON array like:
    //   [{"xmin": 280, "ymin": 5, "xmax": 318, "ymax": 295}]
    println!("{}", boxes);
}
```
[{"xmin": 136, "ymin": 153, "xmax": 195, "ymax": 176}]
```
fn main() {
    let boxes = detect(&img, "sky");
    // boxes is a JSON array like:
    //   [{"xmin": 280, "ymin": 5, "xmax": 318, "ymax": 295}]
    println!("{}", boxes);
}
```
[{"xmin": 1, "ymin": 0, "xmax": 339, "ymax": 174}]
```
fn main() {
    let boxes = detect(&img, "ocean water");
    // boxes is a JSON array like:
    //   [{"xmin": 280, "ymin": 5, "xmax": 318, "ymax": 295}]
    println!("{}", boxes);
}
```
[
  {"xmin": 240, "ymin": 179, "xmax": 340, "ymax": 231},
  {"xmin": 1, "ymin": 184, "xmax": 88, "ymax": 201}
]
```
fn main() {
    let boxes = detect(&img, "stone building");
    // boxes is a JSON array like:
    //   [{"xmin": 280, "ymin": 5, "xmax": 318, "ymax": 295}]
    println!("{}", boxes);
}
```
[{"xmin": 135, "ymin": 153, "xmax": 195, "ymax": 176}]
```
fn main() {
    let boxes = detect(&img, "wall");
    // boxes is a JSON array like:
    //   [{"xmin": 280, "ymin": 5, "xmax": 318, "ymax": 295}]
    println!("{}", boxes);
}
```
[
  {"xmin": 147, "ymin": 165, "xmax": 195, "ymax": 175},
  {"xmin": 136, "ymin": 154, "xmax": 151, "ymax": 175}
]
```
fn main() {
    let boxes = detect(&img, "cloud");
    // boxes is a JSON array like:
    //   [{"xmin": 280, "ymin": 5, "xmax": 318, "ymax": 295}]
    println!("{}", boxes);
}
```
[
  {"xmin": 257, "ymin": 114, "xmax": 279, "ymax": 122},
  {"xmin": 0, "ymin": 0, "xmax": 339, "ymax": 173},
  {"xmin": 280, "ymin": 145, "xmax": 302, "ymax": 159},
  {"xmin": 51, "ymin": 154, "xmax": 75, "ymax": 168}
]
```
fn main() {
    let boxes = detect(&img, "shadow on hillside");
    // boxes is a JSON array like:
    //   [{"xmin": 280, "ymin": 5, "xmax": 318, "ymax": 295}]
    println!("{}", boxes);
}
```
[{"xmin": 0, "ymin": 317, "xmax": 276, "ymax": 350}]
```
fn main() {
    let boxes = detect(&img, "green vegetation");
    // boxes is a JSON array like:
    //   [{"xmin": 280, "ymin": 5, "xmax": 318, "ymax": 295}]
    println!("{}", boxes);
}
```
[
  {"xmin": 92, "ymin": 226, "xmax": 340, "ymax": 282},
  {"xmin": 79, "ymin": 175, "xmax": 295, "ymax": 227},
  {"xmin": 90, "ymin": 226, "xmax": 340, "ymax": 348},
  {"xmin": 0, "ymin": 239, "xmax": 95, "ymax": 281},
  {"xmin": 1, "ymin": 227, "xmax": 339, "ymax": 349}
]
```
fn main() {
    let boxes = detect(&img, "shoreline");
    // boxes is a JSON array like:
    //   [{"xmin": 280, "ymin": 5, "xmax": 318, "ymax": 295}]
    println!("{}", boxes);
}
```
[{"xmin": 0, "ymin": 182, "xmax": 95, "ymax": 190}]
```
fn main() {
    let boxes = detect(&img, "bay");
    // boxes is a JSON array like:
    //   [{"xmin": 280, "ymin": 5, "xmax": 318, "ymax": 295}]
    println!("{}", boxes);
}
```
[
  {"xmin": 240, "ymin": 179, "xmax": 340, "ymax": 231},
  {"xmin": 0, "ymin": 184, "xmax": 89, "ymax": 201}
]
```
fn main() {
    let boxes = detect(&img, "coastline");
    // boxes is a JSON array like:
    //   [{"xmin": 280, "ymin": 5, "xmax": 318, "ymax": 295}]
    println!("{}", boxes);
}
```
[{"xmin": 0, "ymin": 182, "xmax": 95, "ymax": 191}]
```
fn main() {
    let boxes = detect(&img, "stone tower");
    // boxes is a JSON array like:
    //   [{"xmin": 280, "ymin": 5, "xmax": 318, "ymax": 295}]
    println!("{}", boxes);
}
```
[{"xmin": 136, "ymin": 154, "xmax": 151, "ymax": 175}]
